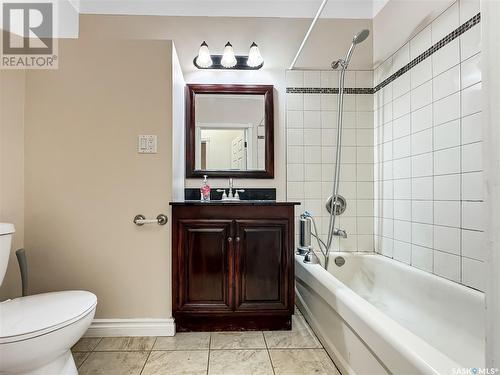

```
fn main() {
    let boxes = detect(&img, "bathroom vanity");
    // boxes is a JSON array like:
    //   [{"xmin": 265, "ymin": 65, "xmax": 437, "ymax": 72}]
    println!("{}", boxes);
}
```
[
  {"xmin": 173, "ymin": 83, "xmax": 294, "ymax": 331},
  {"xmin": 170, "ymin": 201, "xmax": 298, "ymax": 331}
]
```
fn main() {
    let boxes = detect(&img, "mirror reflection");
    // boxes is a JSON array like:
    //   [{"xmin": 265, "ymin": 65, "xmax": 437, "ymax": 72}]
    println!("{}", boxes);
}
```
[{"xmin": 194, "ymin": 93, "xmax": 266, "ymax": 171}]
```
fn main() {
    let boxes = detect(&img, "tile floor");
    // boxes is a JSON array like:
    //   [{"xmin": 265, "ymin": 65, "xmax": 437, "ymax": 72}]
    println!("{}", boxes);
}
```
[{"xmin": 72, "ymin": 309, "xmax": 341, "ymax": 374}]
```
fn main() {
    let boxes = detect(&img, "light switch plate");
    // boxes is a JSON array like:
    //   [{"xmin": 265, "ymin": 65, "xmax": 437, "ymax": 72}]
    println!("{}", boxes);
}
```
[{"xmin": 137, "ymin": 135, "xmax": 157, "ymax": 153}]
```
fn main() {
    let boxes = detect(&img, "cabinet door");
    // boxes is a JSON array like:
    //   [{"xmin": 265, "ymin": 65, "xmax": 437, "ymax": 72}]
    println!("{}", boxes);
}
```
[
  {"xmin": 234, "ymin": 220, "xmax": 290, "ymax": 311},
  {"xmin": 176, "ymin": 220, "xmax": 233, "ymax": 311}
]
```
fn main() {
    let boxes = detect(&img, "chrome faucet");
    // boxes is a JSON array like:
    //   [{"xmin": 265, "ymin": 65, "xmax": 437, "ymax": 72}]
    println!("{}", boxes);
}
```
[
  {"xmin": 216, "ymin": 178, "xmax": 245, "ymax": 201},
  {"xmin": 333, "ymin": 228, "xmax": 348, "ymax": 238},
  {"xmin": 228, "ymin": 178, "xmax": 234, "ymax": 198},
  {"xmin": 303, "ymin": 247, "xmax": 320, "ymax": 264}
]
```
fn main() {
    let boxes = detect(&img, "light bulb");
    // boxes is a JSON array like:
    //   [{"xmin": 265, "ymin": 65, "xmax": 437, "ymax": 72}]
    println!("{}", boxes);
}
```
[
  {"xmin": 247, "ymin": 42, "xmax": 264, "ymax": 68},
  {"xmin": 221, "ymin": 42, "xmax": 237, "ymax": 68},
  {"xmin": 195, "ymin": 41, "xmax": 212, "ymax": 68}
]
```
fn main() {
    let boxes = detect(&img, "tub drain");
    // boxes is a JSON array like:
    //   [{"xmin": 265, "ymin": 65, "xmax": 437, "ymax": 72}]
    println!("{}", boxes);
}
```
[{"xmin": 334, "ymin": 256, "xmax": 345, "ymax": 267}]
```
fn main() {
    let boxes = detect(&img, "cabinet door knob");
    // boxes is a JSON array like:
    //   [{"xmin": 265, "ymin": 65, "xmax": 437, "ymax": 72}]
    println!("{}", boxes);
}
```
[
  {"xmin": 228, "ymin": 237, "xmax": 233, "ymax": 243},
  {"xmin": 235, "ymin": 237, "xmax": 240, "ymax": 243}
]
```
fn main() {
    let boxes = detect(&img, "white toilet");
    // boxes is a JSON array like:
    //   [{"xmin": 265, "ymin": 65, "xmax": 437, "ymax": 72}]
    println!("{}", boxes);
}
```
[{"xmin": 0, "ymin": 223, "xmax": 97, "ymax": 375}]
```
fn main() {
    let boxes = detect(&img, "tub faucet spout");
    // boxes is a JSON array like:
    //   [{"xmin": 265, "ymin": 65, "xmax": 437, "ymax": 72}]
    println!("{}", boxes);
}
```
[{"xmin": 334, "ymin": 228, "xmax": 348, "ymax": 238}]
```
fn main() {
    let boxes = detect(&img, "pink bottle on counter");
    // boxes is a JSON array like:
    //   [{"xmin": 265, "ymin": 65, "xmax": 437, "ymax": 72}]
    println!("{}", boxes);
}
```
[{"xmin": 200, "ymin": 174, "xmax": 211, "ymax": 201}]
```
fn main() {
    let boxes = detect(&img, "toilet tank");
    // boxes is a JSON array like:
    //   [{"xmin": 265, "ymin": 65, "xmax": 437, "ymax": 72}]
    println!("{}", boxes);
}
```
[{"xmin": 0, "ymin": 223, "xmax": 15, "ymax": 286}]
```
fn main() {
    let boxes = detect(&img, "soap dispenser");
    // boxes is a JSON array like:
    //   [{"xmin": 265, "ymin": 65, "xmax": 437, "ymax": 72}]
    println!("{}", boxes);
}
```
[{"xmin": 200, "ymin": 175, "xmax": 211, "ymax": 201}]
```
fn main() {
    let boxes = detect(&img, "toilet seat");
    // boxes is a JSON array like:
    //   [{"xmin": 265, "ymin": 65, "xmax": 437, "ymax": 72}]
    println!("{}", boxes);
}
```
[{"xmin": 0, "ymin": 291, "xmax": 97, "ymax": 344}]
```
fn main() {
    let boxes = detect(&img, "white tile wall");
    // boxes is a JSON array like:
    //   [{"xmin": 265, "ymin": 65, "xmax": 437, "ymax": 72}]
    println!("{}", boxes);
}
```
[
  {"xmin": 431, "ymin": 2, "xmax": 459, "ymax": 43},
  {"xmin": 433, "ymin": 39, "xmax": 460, "ymax": 76},
  {"xmin": 286, "ymin": 70, "xmax": 374, "ymax": 252},
  {"xmin": 373, "ymin": 0, "xmax": 484, "ymax": 291},
  {"xmin": 285, "ymin": 0, "xmax": 482, "ymax": 291}
]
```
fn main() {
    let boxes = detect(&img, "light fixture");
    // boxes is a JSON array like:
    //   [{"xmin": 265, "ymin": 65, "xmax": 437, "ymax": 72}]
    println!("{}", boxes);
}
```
[
  {"xmin": 247, "ymin": 42, "xmax": 264, "ymax": 68},
  {"xmin": 193, "ymin": 41, "xmax": 263, "ymax": 70},
  {"xmin": 220, "ymin": 42, "xmax": 237, "ymax": 68},
  {"xmin": 195, "ymin": 41, "xmax": 213, "ymax": 68}
]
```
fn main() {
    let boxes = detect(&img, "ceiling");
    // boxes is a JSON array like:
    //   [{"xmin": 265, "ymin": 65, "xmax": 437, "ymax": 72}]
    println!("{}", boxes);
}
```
[{"xmin": 77, "ymin": 0, "xmax": 389, "ymax": 19}]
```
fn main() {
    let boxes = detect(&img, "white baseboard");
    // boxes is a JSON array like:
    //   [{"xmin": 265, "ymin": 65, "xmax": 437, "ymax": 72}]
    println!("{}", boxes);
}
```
[{"xmin": 84, "ymin": 318, "xmax": 175, "ymax": 337}]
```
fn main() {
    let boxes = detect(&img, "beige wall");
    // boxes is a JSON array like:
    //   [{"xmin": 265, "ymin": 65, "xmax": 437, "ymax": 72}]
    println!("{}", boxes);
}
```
[
  {"xmin": 23, "ymin": 38, "xmax": 174, "ymax": 318},
  {"xmin": 79, "ymin": 15, "xmax": 373, "ymax": 199},
  {"xmin": 79, "ymin": 15, "xmax": 373, "ymax": 72},
  {"xmin": 0, "ymin": 69, "xmax": 25, "ymax": 300},
  {"xmin": 373, "ymin": 0, "xmax": 454, "ymax": 66}
]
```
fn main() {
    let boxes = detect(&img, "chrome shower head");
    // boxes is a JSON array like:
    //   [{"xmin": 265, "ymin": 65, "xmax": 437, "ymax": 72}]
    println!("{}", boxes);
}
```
[
  {"xmin": 353, "ymin": 29, "xmax": 370, "ymax": 45},
  {"xmin": 331, "ymin": 30, "xmax": 369, "ymax": 71}
]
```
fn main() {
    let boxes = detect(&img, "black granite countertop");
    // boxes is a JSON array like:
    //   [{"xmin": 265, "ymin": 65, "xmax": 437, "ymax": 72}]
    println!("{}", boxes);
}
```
[
  {"xmin": 184, "ymin": 187, "xmax": 276, "ymax": 201},
  {"xmin": 170, "ymin": 200, "xmax": 300, "ymax": 206}
]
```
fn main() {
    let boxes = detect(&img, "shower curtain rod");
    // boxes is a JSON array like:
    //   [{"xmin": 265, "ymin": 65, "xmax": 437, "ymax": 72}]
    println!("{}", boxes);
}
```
[{"xmin": 288, "ymin": 0, "xmax": 329, "ymax": 70}]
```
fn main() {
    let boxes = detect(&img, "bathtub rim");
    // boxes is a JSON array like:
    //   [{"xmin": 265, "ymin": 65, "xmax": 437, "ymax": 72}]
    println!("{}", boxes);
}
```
[
  {"xmin": 295, "ymin": 284, "xmax": 387, "ymax": 375},
  {"xmin": 326, "ymin": 251, "xmax": 485, "ymax": 298},
  {"xmin": 295, "ymin": 252, "xmax": 478, "ymax": 375}
]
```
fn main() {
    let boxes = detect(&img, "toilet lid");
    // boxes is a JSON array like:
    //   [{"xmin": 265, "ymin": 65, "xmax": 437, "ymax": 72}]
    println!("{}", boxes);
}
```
[
  {"xmin": 0, "ymin": 223, "xmax": 15, "ymax": 235},
  {"xmin": 0, "ymin": 291, "xmax": 97, "ymax": 344}
]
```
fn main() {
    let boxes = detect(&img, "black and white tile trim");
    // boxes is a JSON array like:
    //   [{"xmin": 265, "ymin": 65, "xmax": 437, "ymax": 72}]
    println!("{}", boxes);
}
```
[
  {"xmin": 286, "ymin": 13, "xmax": 480, "ymax": 95},
  {"xmin": 373, "ymin": 12, "xmax": 480, "ymax": 93},
  {"xmin": 286, "ymin": 87, "xmax": 373, "ymax": 94}
]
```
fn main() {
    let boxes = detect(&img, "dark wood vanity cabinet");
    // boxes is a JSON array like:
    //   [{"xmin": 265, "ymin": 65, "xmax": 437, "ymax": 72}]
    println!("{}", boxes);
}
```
[
  {"xmin": 234, "ymin": 219, "xmax": 289, "ymax": 311},
  {"xmin": 176, "ymin": 220, "xmax": 233, "ymax": 312},
  {"xmin": 170, "ymin": 202, "xmax": 298, "ymax": 331}
]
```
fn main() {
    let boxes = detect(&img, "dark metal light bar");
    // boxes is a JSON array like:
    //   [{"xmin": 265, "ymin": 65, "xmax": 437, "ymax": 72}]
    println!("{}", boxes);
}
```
[{"xmin": 193, "ymin": 55, "xmax": 263, "ymax": 70}]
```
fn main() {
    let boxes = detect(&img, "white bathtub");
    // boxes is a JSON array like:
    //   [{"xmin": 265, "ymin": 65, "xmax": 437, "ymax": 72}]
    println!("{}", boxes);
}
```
[{"xmin": 295, "ymin": 253, "xmax": 485, "ymax": 375}]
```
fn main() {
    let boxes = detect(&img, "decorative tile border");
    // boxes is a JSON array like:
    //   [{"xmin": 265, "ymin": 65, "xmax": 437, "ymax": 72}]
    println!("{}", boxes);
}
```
[
  {"xmin": 286, "ymin": 13, "xmax": 480, "ymax": 95},
  {"xmin": 373, "ymin": 12, "xmax": 480, "ymax": 93},
  {"xmin": 286, "ymin": 87, "xmax": 373, "ymax": 94}
]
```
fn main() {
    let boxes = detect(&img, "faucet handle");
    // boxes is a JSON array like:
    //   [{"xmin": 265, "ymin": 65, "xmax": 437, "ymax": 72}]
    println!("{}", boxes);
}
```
[
  {"xmin": 216, "ymin": 189, "xmax": 227, "ymax": 199},
  {"xmin": 234, "ymin": 189, "xmax": 245, "ymax": 200}
]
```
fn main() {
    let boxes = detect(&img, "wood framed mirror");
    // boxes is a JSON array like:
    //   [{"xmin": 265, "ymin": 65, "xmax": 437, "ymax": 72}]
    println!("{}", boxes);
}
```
[{"xmin": 186, "ymin": 84, "xmax": 274, "ymax": 178}]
